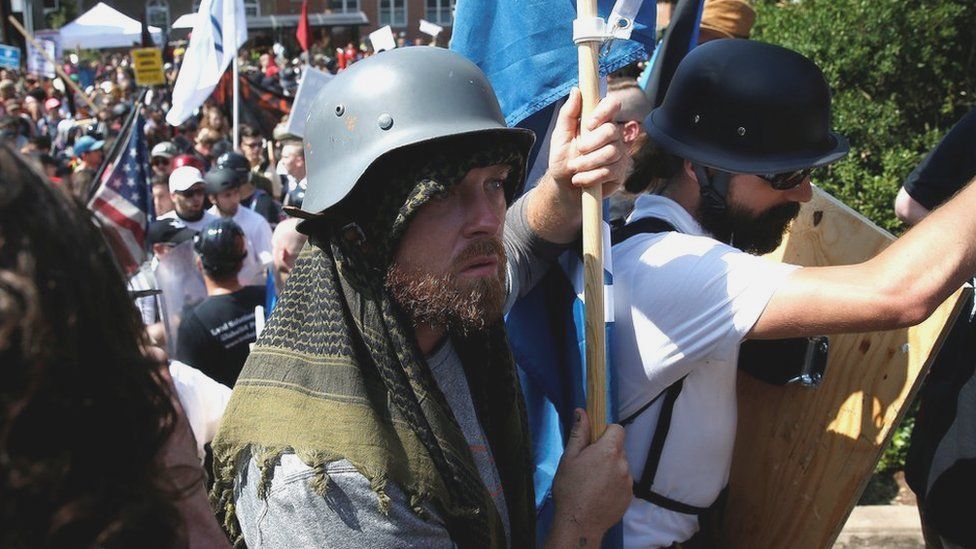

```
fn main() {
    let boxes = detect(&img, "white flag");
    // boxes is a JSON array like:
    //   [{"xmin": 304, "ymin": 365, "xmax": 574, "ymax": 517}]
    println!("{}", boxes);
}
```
[{"xmin": 166, "ymin": 0, "xmax": 247, "ymax": 126}]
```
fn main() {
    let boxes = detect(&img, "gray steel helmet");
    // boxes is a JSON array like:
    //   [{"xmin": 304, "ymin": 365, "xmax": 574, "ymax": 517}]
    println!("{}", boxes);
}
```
[{"xmin": 298, "ymin": 47, "xmax": 535, "ymax": 217}]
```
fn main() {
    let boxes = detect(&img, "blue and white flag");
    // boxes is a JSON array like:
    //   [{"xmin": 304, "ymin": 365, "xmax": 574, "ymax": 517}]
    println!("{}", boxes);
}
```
[
  {"xmin": 451, "ymin": 1, "xmax": 656, "ymax": 545},
  {"xmin": 166, "ymin": 0, "xmax": 247, "ymax": 126}
]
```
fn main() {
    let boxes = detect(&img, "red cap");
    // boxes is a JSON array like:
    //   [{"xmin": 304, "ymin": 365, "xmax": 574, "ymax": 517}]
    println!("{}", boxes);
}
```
[{"xmin": 172, "ymin": 154, "xmax": 205, "ymax": 171}]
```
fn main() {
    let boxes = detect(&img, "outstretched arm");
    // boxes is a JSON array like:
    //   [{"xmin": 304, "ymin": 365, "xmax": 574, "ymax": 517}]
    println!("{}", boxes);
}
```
[{"xmin": 751, "ymin": 176, "xmax": 976, "ymax": 339}]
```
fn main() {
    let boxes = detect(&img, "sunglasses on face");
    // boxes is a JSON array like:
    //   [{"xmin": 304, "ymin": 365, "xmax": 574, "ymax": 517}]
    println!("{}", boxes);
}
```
[
  {"xmin": 152, "ymin": 157, "xmax": 170, "ymax": 166},
  {"xmin": 241, "ymin": 140, "xmax": 263, "ymax": 149},
  {"xmin": 758, "ymin": 168, "xmax": 813, "ymax": 190}
]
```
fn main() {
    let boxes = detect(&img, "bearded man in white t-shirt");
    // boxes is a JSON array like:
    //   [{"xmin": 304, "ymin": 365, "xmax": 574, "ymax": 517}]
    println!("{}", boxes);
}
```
[{"xmin": 614, "ymin": 40, "xmax": 976, "ymax": 547}]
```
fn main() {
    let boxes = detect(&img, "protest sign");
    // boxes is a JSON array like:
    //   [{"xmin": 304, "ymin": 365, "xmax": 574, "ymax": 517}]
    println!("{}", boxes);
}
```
[
  {"xmin": 284, "ymin": 67, "xmax": 334, "ymax": 138},
  {"xmin": 0, "ymin": 44, "xmax": 19, "ymax": 69},
  {"xmin": 368, "ymin": 26, "xmax": 396, "ymax": 52},
  {"xmin": 26, "ymin": 31, "xmax": 58, "ymax": 78},
  {"xmin": 419, "ymin": 19, "xmax": 444, "ymax": 38},
  {"xmin": 131, "ymin": 48, "xmax": 165, "ymax": 86}
]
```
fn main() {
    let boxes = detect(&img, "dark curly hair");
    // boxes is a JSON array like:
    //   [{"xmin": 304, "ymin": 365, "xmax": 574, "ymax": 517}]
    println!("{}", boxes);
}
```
[{"xmin": 0, "ymin": 143, "xmax": 187, "ymax": 548}]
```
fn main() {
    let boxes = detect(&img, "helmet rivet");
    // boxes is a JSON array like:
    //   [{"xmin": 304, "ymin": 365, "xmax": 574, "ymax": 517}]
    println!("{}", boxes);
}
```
[
  {"xmin": 335, "ymin": 104, "xmax": 344, "ymax": 116},
  {"xmin": 377, "ymin": 113, "xmax": 394, "ymax": 130},
  {"xmin": 737, "ymin": 126, "xmax": 747, "ymax": 136},
  {"xmin": 693, "ymin": 114, "xmax": 701, "ymax": 124}
]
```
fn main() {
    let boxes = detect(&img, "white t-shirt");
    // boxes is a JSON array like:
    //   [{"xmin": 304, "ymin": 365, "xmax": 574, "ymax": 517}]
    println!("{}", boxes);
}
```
[
  {"xmin": 169, "ymin": 360, "xmax": 233, "ymax": 462},
  {"xmin": 208, "ymin": 205, "xmax": 274, "ymax": 286},
  {"xmin": 157, "ymin": 209, "xmax": 219, "ymax": 232},
  {"xmin": 611, "ymin": 194, "xmax": 798, "ymax": 547}
]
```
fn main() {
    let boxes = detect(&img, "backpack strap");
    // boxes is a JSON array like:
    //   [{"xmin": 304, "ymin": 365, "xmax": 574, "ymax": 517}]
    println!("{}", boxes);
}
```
[
  {"xmin": 630, "ymin": 377, "xmax": 714, "ymax": 515},
  {"xmin": 611, "ymin": 216, "xmax": 678, "ymax": 246},
  {"xmin": 612, "ymin": 216, "xmax": 716, "ymax": 515}
]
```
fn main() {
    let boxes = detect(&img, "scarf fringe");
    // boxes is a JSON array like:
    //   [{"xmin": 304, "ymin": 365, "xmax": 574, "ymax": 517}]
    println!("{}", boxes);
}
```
[{"xmin": 209, "ymin": 444, "xmax": 471, "ymax": 544}]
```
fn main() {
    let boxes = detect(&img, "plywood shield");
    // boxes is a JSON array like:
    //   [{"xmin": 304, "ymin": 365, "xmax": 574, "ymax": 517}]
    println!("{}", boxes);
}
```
[{"xmin": 722, "ymin": 187, "xmax": 970, "ymax": 548}]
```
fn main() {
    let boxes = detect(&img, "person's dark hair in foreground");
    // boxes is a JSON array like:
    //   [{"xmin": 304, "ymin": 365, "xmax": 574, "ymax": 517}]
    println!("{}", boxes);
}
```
[{"xmin": 0, "ymin": 143, "xmax": 188, "ymax": 548}]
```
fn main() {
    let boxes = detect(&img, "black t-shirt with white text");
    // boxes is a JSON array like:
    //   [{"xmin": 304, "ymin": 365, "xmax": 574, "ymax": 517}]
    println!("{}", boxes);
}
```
[{"xmin": 176, "ymin": 285, "xmax": 266, "ymax": 387}]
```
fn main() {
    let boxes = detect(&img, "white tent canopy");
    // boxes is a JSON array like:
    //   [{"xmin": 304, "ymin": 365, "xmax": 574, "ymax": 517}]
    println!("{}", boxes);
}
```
[
  {"xmin": 58, "ymin": 3, "xmax": 163, "ymax": 49},
  {"xmin": 172, "ymin": 13, "xmax": 197, "ymax": 30}
]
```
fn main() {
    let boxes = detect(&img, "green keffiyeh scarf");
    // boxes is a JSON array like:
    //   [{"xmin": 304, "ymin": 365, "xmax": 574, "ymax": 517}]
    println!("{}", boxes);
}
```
[{"xmin": 210, "ymin": 138, "xmax": 536, "ymax": 548}]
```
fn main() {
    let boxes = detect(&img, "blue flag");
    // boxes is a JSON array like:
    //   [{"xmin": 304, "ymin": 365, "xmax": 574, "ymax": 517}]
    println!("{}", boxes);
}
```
[
  {"xmin": 451, "ymin": 2, "xmax": 656, "ymax": 546},
  {"xmin": 638, "ymin": 0, "xmax": 705, "ymax": 104},
  {"xmin": 452, "ymin": 0, "xmax": 656, "ymax": 127}
]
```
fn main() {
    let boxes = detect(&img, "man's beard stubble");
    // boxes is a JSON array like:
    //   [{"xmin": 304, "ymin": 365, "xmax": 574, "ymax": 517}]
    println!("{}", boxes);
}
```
[{"xmin": 385, "ymin": 238, "xmax": 507, "ymax": 337}]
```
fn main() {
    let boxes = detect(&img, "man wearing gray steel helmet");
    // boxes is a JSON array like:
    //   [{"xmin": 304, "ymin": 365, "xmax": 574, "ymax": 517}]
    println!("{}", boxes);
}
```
[
  {"xmin": 612, "ymin": 39, "xmax": 976, "ymax": 547},
  {"xmin": 213, "ymin": 47, "xmax": 633, "ymax": 548}
]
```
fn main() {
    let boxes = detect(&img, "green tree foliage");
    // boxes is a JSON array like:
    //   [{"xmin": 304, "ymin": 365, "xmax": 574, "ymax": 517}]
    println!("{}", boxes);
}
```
[
  {"xmin": 753, "ymin": 0, "xmax": 976, "ymax": 232},
  {"xmin": 46, "ymin": 2, "xmax": 77, "ymax": 30}
]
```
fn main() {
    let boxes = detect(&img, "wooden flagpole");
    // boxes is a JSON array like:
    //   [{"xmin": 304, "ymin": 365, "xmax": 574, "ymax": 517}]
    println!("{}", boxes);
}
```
[
  {"xmin": 8, "ymin": 15, "xmax": 98, "ymax": 113},
  {"xmin": 576, "ymin": 0, "xmax": 607, "ymax": 441}
]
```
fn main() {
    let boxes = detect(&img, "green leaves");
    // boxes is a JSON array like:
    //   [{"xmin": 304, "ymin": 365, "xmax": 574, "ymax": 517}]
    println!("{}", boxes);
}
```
[{"xmin": 754, "ymin": 0, "xmax": 976, "ymax": 234}]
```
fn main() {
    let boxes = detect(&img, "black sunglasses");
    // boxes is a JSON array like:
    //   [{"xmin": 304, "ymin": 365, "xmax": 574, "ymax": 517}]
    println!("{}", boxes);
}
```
[{"xmin": 758, "ymin": 168, "xmax": 813, "ymax": 190}]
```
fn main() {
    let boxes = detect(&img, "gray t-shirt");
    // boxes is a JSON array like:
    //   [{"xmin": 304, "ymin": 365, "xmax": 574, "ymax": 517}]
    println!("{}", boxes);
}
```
[{"xmin": 233, "ymin": 194, "xmax": 563, "ymax": 547}]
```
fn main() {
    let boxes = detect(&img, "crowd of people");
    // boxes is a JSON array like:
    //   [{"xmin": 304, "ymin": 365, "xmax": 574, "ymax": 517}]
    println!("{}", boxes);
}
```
[{"xmin": 1, "ymin": 0, "xmax": 974, "ymax": 548}]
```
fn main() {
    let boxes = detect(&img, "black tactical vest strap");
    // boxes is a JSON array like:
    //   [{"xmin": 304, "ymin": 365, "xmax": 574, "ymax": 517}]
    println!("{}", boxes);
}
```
[{"xmin": 612, "ymin": 217, "xmax": 714, "ymax": 515}]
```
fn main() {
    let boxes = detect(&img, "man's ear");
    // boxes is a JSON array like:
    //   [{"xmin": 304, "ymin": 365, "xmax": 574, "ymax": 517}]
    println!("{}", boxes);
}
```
[
  {"xmin": 683, "ymin": 159, "xmax": 697, "ymax": 183},
  {"xmin": 622, "ymin": 120, "xmax": 642, "ymax": 144}
]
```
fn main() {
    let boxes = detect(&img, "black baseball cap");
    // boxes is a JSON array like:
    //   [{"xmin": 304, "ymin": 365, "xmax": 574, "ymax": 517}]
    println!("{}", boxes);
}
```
[
  {"xmin": 204, "ymin": 167, "xmax": 243, "ymax": 194},
  {"xmin": 147, "ymin": 218, "xmax": 197, "ymax": 247}
]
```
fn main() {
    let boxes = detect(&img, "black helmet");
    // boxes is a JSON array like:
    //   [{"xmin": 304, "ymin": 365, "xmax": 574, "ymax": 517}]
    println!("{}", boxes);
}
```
[
  {"xmin": 193, "ymin": 218, "xmax": 247, "ymax": 277},
  {"xmin": 204, "ymin": 167, "xmax": 243, "ymax": 195},
  {"xmin": 645, "ymin": 40, "xmax": 849, "ymax": 175},
  {"xmin": 217, "ymin": 151, "xmax": 250, "ymax": 179}
]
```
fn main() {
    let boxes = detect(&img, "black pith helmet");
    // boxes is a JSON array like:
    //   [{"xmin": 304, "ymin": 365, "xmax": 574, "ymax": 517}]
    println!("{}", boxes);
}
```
[
  {"xmin": 193, "ymin": 218, "xmax": 247, "ymax": 278},
  {"xmin": 217, "ymin": 152, "xmax": 250, "ymax": 179},
  {"xmin": 645, "ymin": 40, "xmax": 849, "ymax": 175},
  {"xmin": 204, "ymin": 167, "xmax": 243, "ymax": 195}
]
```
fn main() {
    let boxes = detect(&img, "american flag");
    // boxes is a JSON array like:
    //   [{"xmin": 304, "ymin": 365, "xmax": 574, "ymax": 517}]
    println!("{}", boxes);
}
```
[{"xmin": 87, "ymin": 112, "xmax": 152, "ymax": 275}]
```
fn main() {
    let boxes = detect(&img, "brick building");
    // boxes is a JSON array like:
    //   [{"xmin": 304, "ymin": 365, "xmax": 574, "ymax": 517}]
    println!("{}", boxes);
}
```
[{"xmin": 73, "ymin": 0, "xmax": 455, "ymax": 50}]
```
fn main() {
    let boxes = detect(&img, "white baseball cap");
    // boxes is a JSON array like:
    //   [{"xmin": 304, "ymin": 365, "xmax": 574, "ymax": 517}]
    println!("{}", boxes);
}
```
[{"xmin": 169, "ymin": 166, "xmax": 205, "ymax": 193}]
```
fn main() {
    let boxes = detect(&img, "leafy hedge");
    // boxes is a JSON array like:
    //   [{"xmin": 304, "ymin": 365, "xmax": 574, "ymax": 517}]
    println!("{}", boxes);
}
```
[{"xmin": 753, "ymin": 0, "xmax": 976, "ymax": 233}]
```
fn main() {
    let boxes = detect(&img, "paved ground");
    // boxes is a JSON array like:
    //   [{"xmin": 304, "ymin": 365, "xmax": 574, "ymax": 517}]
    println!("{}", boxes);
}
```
[{"xmin": 834, "ymin": 505, "xmax": 925, "ymax": 549}]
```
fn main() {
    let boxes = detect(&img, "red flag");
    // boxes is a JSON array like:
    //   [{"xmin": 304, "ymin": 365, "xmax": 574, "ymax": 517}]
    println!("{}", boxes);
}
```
[{"xmin": 296, "ymin": 0, "xmax": 310, "ymax": 51}]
